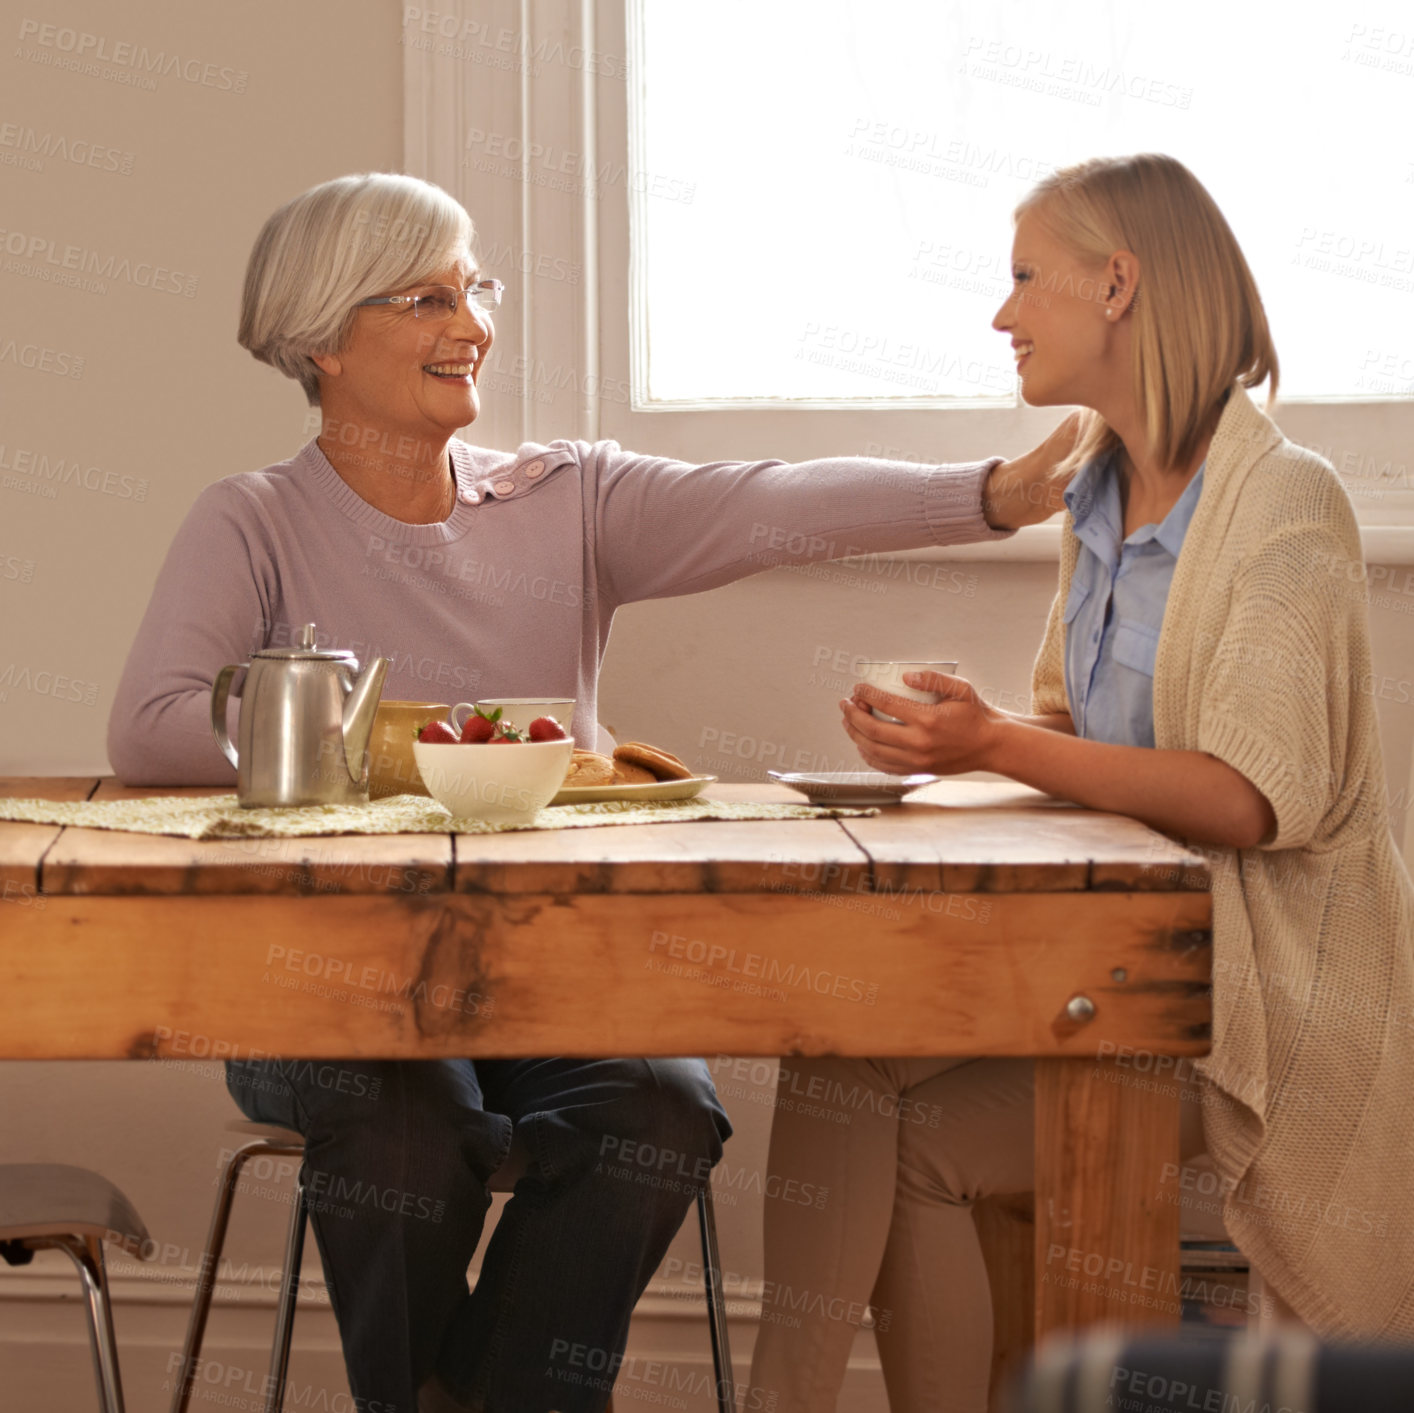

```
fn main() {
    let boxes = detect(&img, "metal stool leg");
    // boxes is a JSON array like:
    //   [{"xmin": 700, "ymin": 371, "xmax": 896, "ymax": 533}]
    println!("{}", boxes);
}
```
[
  {"xmin": 696, "ymin": 1187, "xmax": 735, "ymax": 1413},
  {"xmin": 170, "ymin": 1140, "xmax": 304, "ymax": 1413},
  {"xmin": 54, "ymin": 1233, "xmax": 126, "ymax": 1413},
  {"xmin": 265, "ymin": 1177, "xmax": 309, "ymax": 1413}
]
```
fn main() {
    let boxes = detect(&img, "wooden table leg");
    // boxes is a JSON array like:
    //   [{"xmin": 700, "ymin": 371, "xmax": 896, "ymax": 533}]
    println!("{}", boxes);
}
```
[{"xmin": 1034, "ymin": 1056, "xmax": 1183, "ymax": 1338}]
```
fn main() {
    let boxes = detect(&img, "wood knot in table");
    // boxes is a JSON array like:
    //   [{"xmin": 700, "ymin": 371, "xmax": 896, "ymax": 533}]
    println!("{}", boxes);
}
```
[{"xmin": 406, "ymin": 897, "xmax": 512, "ymax": 1041}]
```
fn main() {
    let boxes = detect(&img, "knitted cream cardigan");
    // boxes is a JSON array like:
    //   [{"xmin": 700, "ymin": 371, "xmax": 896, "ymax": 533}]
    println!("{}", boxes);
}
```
[{"xmin": 1031, "ymin": 385, "xmax": 1414, "ymax": 1336}]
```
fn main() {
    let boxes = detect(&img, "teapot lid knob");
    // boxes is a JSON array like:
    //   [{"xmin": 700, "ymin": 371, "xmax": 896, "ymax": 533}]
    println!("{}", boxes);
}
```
[{"xmin": 250, "ymin": 621, "xmax": 354, "ymax": 662}]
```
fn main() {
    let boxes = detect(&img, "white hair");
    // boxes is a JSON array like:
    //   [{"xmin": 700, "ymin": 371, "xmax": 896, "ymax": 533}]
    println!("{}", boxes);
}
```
[{"xmin": 238, "ymin": 173, "xmax": 474, "ymax": 405}]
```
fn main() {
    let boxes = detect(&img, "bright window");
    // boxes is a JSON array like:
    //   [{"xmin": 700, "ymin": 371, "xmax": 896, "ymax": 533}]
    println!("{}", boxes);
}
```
[{"xmin": 634, "ymin": 0, "xmax": 1414, "ymax": 405}]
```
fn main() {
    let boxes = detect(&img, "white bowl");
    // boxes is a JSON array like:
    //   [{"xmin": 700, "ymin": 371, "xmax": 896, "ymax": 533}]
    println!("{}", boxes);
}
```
[{"xmin": 413, "ymin": 737, "xmax": 575, "ymax": 824}]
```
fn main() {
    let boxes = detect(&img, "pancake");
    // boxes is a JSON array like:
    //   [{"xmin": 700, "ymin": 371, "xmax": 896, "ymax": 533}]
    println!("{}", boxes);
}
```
[
  {"xmin": 613, "ymin": 742, "xmax": 694, "ymax": 782},
  {"xmin": 564, "ymin": 750, "xmax": 615, "ymax": 787}
]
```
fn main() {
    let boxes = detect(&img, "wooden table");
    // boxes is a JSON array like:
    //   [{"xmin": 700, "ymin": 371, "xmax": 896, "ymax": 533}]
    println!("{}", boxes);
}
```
[{"xmin": 0, "ymin": 774, "xmax": 1210, "ymax": 1374}]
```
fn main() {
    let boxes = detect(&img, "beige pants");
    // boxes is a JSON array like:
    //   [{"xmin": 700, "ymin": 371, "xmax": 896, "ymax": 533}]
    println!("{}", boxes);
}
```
[{"xmin": 746, "ymin": 1057, "xmax": 1205, "ymax": 1413}]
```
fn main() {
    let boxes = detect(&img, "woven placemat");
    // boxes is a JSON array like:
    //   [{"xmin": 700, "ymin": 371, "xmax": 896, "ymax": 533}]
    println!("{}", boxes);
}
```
[{"xmin": 0, "ymin": 792, "xmax": 877, "ymax": 841}]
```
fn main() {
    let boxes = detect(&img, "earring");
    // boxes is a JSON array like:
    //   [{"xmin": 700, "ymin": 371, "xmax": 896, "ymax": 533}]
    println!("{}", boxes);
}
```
[{"xmin": 1105, "ymin": 308, "xmax": 1114, "ymax": 318}]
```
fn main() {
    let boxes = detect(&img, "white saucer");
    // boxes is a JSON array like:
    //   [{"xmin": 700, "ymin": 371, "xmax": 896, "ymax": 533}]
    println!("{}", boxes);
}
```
[{"xmin": 767, "ymin": 771, "xmax": 942, "ymax": 806}]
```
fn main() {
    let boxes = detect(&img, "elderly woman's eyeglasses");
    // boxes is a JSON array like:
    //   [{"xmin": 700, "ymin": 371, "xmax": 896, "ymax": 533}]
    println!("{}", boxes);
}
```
[{"xmin": 356, "ymin": 280, "xmax": 504, "ymax": 320}]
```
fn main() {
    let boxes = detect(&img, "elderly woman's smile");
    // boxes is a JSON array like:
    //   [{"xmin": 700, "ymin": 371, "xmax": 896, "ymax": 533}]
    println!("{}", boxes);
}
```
[{"xmin": 424, "ymin": 357, "xmax": 476, "ymax": 382}]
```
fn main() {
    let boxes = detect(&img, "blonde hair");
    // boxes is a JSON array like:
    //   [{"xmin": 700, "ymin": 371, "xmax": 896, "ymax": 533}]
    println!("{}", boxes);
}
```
[
  {"xmin": 238, "ymin": 173, "xmax": 474, "ymax": 406},
  {"xmin": 1017, "ymin": 154, "xmax": 1278, "ymax": 476}
]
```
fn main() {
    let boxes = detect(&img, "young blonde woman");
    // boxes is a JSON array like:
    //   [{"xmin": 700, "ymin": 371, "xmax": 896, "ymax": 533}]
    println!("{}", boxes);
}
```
[{"xmin": 749, "ymin": 153, "xmax": 1414, "ymax": 1412}]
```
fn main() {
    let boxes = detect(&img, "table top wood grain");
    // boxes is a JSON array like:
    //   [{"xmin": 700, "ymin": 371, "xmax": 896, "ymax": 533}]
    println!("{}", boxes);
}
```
[{"xmin": 1, "ymin": 777, "xmax": 1210, "ymax": 899}]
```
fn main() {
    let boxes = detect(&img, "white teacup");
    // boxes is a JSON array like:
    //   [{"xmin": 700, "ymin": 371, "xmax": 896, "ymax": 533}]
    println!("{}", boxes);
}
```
[
  {"xmin": 857, "ymin": 661, "xmax": 959, "ymax": 724},
  {"xmin": 450, "ymin": 698, "xmax": 576, "ymax": 735}
]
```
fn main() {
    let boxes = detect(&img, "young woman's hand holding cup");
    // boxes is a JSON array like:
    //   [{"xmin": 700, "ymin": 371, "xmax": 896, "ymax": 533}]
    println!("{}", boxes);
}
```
[{"xmin": 841, "ymin": 671, "xmax": 1003, "ymax": 775}]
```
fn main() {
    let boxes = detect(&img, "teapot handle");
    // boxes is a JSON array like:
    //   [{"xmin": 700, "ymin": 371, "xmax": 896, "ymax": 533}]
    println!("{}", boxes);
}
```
[{"xmin": 211, "ymin": 663, "xmax": 246, "ymax": 770}]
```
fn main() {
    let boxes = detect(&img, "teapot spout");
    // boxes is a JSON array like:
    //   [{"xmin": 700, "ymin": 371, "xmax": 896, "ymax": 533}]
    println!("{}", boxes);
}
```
[{"xmin": 342, "ymin": 656, "xmax": 391, "ymax": 784}]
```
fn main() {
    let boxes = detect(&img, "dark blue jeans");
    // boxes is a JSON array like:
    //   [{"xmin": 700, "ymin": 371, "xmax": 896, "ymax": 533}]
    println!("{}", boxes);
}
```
[{"xmin": 225, "ymin": 1056, "xmax": 730, "ymax": 1413}]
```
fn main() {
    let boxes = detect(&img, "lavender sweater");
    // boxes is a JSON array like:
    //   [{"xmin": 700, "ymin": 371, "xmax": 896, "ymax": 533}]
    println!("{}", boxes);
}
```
[{"xmin": 107, "ymin": 437, "xmax": 1008, "ymax": 784}]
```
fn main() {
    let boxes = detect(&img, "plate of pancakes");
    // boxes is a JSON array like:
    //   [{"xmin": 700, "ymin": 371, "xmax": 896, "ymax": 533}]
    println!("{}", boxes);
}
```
[{"xmin": 551, "ymin": 741, "xmax": 717, "ymax": 805}]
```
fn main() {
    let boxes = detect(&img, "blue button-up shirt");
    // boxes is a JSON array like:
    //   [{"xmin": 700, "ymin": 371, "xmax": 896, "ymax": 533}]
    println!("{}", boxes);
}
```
[{"xmin": 1062, "ymin": 452, "xmax": 1205, "ymax": 749}]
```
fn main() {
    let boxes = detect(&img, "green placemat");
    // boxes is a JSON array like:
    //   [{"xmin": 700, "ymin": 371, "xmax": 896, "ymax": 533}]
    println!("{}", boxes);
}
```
[{"xmin": 0, "ymin": 792, "xmax": 878, "ymax": 841}]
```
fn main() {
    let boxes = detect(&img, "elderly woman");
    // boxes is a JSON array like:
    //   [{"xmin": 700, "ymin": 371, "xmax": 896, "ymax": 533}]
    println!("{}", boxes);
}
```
[{"xmin": 107, "ymin": 172, "xmax": 1070, "ymax": 1413}]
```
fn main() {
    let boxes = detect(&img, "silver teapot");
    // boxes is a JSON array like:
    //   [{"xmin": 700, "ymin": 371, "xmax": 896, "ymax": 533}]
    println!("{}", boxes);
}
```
[{"xmin": 211, "ymin": 623, "xmax": 391, "ymax": 808}]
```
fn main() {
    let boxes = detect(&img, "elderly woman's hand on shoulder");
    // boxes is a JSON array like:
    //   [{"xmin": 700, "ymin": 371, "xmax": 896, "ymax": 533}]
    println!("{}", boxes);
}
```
[{"xmin": 981, "ymin": 411, "xmax": 1084, "ymax": 529}]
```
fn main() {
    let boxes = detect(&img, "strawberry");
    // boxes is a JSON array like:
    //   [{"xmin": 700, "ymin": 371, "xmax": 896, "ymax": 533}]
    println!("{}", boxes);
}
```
[
  {"xmin": 528, "ymin": 716, "xmax": 567, "ymax": 741},
  {"xmin": 418, "ymin": 721, "xmax": 459, "ymax": 745},
  {"xmin": 459, "ymin": 714, "xmax": 496, "ymax": 744}
]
